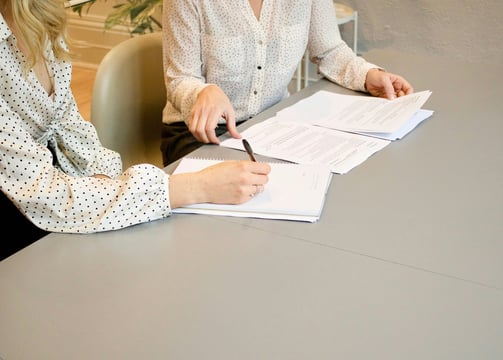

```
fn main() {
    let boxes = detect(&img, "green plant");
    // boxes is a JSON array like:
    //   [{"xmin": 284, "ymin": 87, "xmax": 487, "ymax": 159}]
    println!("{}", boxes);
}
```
[{"xmin": 72, "ymin": 0, "xmax": 162, "ymax": 35}]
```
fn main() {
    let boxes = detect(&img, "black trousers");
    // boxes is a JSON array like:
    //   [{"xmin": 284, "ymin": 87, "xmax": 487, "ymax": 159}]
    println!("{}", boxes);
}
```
[
  {"xmin": 161, "ymin": 122, "xmax": 231, "ymax": 166},
  {"xmin": 1, "ymin": 192, "xmax": 49, "ymax": 261}
]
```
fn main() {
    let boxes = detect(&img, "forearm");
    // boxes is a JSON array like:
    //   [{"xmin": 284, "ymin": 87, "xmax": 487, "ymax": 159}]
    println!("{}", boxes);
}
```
[
  {"xmin": 163, "ymin": 0, "xmax": 208, "ymax": 122},
  {"xmin": 317, "ymin": 43, "xmax": 379, "ymax": 92}
]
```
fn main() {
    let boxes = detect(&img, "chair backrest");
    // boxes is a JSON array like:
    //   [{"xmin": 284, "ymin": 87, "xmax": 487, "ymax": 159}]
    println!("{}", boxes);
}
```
[{"xmin": 91, "ymin": 32, "xmax": 165, "ymax": 168}]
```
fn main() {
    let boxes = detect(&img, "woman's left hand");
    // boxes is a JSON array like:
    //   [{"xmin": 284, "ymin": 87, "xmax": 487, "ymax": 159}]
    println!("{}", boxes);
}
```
[{"xmin": 365, "ymin": 69, "xmax": 414, "ymax": 99}]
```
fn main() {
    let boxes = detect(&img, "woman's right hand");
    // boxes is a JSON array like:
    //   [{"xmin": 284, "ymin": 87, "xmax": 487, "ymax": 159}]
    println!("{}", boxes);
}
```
[
  {"xmin": 169, "ymin": 160, "xmax": 271, "ymax": 208},
  {"xmin": 188, "ymin": 85, "xmax": 241, "ymax": 144}
]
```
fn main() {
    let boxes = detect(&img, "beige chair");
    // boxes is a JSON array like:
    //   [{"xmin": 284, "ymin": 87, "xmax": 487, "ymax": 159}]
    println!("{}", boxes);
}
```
[{"xmin": 91, "ymin": 32, "xmax": 165, "ymax": 169}]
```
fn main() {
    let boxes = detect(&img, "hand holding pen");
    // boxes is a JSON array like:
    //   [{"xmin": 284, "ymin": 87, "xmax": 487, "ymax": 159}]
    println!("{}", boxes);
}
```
[{"xmin": 242, "ymin": 139, "xmax": 266, "ymax": 197}]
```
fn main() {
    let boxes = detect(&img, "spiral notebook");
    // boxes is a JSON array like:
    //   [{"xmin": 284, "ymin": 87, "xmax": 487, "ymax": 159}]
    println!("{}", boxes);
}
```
[{"xmin": 172, "ymin": 158, "xmax": 333, "ymax": 222}]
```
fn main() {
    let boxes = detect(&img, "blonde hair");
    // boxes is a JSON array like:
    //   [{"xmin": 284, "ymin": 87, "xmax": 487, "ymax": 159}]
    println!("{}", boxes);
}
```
[{"xmin": 10, "ymin": 0, "xmax": 71, "ymax": 70}]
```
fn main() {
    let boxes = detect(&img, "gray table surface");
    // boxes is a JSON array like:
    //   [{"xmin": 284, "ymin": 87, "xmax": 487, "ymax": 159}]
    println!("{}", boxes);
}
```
[{"xmin": 1, "ymin": 49, "xmax": 502, "ymax": 360}]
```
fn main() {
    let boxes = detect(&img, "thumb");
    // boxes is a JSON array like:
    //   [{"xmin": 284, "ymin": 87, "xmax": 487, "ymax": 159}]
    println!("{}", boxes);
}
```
[
  {"xmin": 227, "ymin": 123, "xmax": 241, "ymax": 139},
  {"xmin": 383, "ymin": 75, "xmax": 396, "ymax": 100},
  {"xmin": 225, "ymin": 114, "xmax": 241, "ymax": 139}
]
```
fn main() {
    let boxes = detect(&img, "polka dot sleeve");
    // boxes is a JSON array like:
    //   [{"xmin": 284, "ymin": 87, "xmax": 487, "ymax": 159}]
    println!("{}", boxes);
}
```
[{"xmin": 0, "ymin": 104, "xmax": 172, "ymax": 234}]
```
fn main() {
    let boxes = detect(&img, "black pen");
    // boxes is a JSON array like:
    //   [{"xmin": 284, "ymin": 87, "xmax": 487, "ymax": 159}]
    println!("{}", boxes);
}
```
[{"xmin": 242, "ymin": 139, "xmax": 257, "ymax": 162}]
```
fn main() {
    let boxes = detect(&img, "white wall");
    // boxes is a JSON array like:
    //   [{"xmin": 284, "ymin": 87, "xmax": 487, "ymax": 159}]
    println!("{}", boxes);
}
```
[
  {"xmin": 68, "ymin": 1, "xmax": 503, "ymax": 69},
  {"xmin": 339, "ymin": 0, "xmax": 503, "ymax": 65}
]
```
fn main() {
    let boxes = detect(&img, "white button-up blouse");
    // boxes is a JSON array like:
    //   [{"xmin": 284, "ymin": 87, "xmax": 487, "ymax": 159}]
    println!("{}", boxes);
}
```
[{"xmin": 162, "ymin": 0, "xmax": 378, "ymax": 125}]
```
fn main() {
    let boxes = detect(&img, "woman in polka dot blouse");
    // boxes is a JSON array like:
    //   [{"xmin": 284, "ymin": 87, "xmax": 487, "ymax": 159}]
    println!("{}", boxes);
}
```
[
  {"xmin": 160, "ymin": 0, "xmax": 414, "ymax": 165},
  {"xmin": 0, "ymin": 0, "xmax": 270, "ymax": 260}
]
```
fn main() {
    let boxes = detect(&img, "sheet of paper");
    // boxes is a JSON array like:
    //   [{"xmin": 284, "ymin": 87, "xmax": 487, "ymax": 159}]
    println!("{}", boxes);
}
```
[
  {"xmin": 221, "ymin": 117, "xmax": 390, "ymax": 174},
  {"xmin": 172, "ymin": 158, "xmax": 333, "ymax": 222},
  {"xmin": 277, "ymin": 90, "xmax": 432, "ymax": 134}
]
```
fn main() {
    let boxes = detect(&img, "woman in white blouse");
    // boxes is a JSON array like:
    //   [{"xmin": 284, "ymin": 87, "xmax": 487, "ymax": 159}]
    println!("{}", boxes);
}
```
[
  {"xmin": 161, "ymin": 0, "xmax": 414, "ymax": 165},
  {"xmin": 0, "ymin": 0, "xmax": 270, "ymax": 260}
]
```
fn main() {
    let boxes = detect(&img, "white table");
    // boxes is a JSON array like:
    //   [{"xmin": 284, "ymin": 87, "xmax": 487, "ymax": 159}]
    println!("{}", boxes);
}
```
[{"xmin": 1, "ymin": 50, "xmax": 502, "ymax": 360}]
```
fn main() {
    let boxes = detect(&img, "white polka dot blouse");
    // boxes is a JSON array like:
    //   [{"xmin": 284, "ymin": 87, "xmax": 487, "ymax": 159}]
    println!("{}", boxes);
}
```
[
  {"xmin": 162, "ymin": 0, "xmax": 378, "ymax": 126},
  {"xmin": 1, "ymin": 14, "xmax": 172, "ymax": 234}
]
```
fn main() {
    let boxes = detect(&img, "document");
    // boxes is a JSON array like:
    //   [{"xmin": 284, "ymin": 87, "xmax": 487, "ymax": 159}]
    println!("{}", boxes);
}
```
[
  {"xmin": 221, "ymin": 90, "xmax": 433, "ymax": 173},
  {"xmin": 172, "ymin": 158, "xmax": 333, "ymax": 223},
  {"xmin": 276, "ymin": 90, "xmax": 433, "ymax": 138},
  {"xmin": 221, "ymin": 118, "xmax": 390, "ymax": 174}
]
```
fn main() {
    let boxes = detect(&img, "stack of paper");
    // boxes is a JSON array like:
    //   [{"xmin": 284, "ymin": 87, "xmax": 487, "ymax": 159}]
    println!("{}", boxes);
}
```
[
  {"xmin": 221, "ymin": 90, "xmax": 433, "ymax": 174},
  {"xmin": 277, "ymin": 90, "xmax": 433, "ymax": 140},
  {"xmin": 172, "ymin": 158, "xmax": 333, "ymax": 223}
]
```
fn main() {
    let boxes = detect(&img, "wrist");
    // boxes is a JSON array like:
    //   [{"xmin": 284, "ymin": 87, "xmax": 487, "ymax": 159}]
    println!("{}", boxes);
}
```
[
  {"xmin": 365, "ymin": 68, "xmax": 384, "ymax": 91},
  {"xmin": 169, "ymin": 172, "xmax": 204, "ymax": 208}
]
